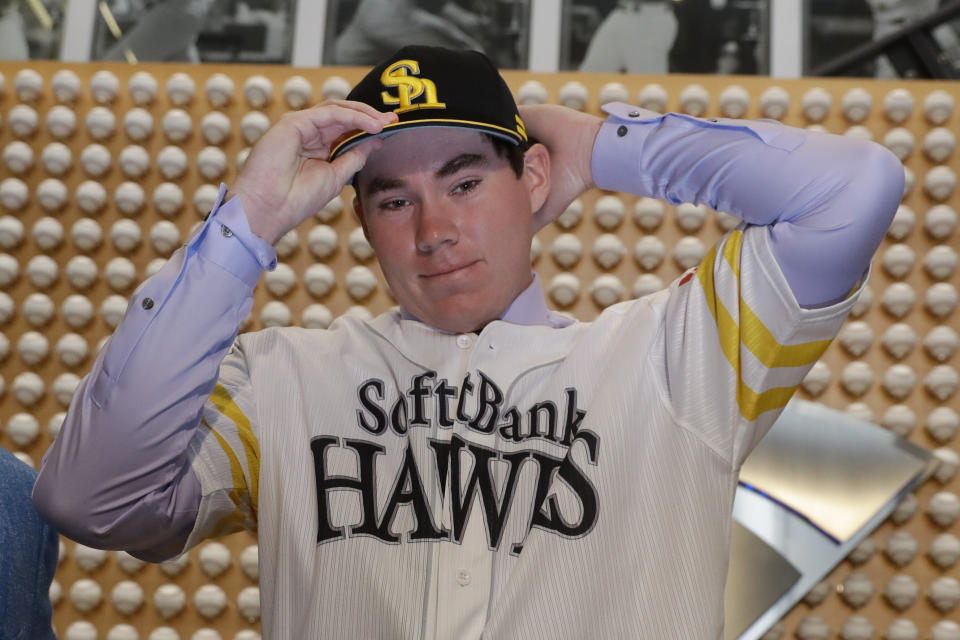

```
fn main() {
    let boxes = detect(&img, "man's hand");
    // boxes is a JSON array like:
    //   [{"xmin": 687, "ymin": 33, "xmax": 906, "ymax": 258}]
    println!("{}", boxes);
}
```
[
  {"xmin": 231, "ymin": 100, "xmax": 397, "ymax": 245},
  {"xmin": 519, "ymin": 104, "xmax": 603, "ymax": 231}
]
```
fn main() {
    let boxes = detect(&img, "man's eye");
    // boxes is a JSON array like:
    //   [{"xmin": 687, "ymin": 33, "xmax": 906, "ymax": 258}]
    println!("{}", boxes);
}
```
[
  {"xmin": 452, "ymin": 179, "xmax": 479, "ymax": 194},
  {"xmin": 381, "ymin": 199, "xmax": 409, "ymax": 210}
]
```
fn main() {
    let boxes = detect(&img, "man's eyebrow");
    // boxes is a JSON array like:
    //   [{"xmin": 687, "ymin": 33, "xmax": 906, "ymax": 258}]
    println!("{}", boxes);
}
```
[
  {"xmin": 435, "ymin": 153, "xmax": 488, "ymax": 179},
  {"xmin": 364, "ymin": 176, "xmax": 407, "ymax": 198}
]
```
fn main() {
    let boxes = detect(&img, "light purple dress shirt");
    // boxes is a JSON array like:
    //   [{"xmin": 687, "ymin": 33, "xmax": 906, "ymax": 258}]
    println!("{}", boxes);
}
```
[{"xmin": 33, "ymin": 104, "xmax": 903, "ymax": 559}]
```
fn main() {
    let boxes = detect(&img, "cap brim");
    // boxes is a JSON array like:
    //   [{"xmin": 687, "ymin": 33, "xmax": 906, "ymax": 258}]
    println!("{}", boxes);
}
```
[{"xmin": 329, "ymin": 118, "xmax": 524, "ymax": 161}]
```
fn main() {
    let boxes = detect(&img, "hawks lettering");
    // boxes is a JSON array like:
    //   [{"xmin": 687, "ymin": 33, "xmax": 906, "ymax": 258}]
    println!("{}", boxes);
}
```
[{"xmin": 314, "ymin": 370, "xmax": 601, "ymax": 551}]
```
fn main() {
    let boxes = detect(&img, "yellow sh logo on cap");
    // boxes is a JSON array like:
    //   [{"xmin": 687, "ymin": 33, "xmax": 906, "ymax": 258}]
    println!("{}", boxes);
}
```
[{"xmin": 380, "ymin": 60, "xmax": 446, "ymax": 114}]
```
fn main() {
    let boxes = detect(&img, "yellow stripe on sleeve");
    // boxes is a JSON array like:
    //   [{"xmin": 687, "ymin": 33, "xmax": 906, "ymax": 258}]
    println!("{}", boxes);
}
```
[
  {"xmin": 201, "ymin": 418, "xmax": 256, "ymax": 536},
  {"xmin": 695, "ymin": 231, "xmax": 833, "ymax": 421},
  {"xmin": 209, "ymin": 384, "xmax": 260, "ymax": 513}
]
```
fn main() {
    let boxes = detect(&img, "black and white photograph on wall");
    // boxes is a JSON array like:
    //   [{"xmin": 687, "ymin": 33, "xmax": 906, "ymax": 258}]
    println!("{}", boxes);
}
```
[
  {"xmin": 91, "ymin": 0, "xmax": 297, "ymax": 64},
  {"xmin": 560, "ymin": 0, "xmax": 770, "ymax": 75},
  {"xmin": 323, "ymin": 0, "xmax": 531, "ymax": 69},
  {"xmin": 806, "ymin": 0, "xmax": 960, "ymax": 78},
  {"xmin": 0, "ymin": 0, "xmax": 64, "ymax": 60}
]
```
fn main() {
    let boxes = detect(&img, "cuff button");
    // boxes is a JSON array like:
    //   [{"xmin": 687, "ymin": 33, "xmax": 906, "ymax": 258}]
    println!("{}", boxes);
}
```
[{"xmin": 141, "ymin": 297, "xmax": 154, "ymax": 310}]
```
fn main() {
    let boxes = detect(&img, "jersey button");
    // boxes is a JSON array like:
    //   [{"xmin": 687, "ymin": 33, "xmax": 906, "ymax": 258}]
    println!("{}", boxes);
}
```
[
  {"xmin": 456, "ymin": 334, "xmax": 472, "ymax": 349},
  {"xmin": 456, "ymin": 570, "xmax": 472, "ymax": 586}
]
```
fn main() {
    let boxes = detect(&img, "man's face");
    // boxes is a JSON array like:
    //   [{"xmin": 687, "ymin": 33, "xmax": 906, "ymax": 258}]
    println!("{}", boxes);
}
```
[{"xmin": 354, "ymin": 128, "xmax": 550, "ymax": 333}]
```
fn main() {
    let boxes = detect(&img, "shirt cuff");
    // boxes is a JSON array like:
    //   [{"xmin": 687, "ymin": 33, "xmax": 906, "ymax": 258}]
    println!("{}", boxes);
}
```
[
  {"xmin": 192, "ymin": 185, "xmax": 278, "ymax": 289},
  {"xmin": 591, "ymin": 102, "xmax": 664, "ymax": 194}
]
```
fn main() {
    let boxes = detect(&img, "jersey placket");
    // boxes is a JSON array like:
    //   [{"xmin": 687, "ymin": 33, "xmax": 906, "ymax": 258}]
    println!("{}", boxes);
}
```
[{"xmin": 426, "ymin": 330, "xmax": 495, "ymax": 640}]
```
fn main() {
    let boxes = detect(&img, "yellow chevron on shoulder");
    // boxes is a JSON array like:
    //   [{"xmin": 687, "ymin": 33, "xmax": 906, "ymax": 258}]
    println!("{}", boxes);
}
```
[
  {"xmin": 210, "ymin": 384, "xmax": 260, "ymax": 512},
  {"xmin": 695, "ymin": 230, "xmax": 825, "ymax": 420}
]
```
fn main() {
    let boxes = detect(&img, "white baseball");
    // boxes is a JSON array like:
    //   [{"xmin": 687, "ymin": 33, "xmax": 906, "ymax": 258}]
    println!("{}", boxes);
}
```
[
  {"xmin": 925, "ymin": 325, "xmax": 958, "ymax": 362},
  {"xmin": 929, "ymin": 577, "xmax": 960, "ymax": 613},
  {"xmin": 198, "ymin": 542, "xmax": 231, "ymax": 578},
  {"xmin": 887, "ymin": 204, "xmax": 914, "ymax": 240},
  {"xmin": 924, "ymin": 204, "xmax": 957, "ymax": 239},
  {"xmin": 882, "ymin": 404, "xmax": 916, "ymax": 437},
  {"xmin": 115, "ymin": 550, "xmax": 147, "ymax": 574},
  {"xmin": 926, "ymin": 406, "xmax": 960, "ymax": 444},
  {"xmin": 801, "ymin": 87, "xmax": 832, "ymax": 122},
  {"xmin": 244, "ymin": 75, "xmax": 273, "ymax": 108},
  {"xmin": 598, "ymin": 82, "xmax": 629, "ymax": 105},
  {"xmin": 80, "ymin": 143, "xmax": 112, "ymax": 178},
  {"xmin": 27, "ymin": 254, "xmax": 58, "ymax": 289},
  {"xmin": 73, "ymin": 543, "xmax": 108, "ymax": 572},
  {"xmin": 105, "ymin": 256, "xmax": 137, "ymax": 291},
  {"xmin": 558, "ymin": 81, "xmax": 589, "ymax": 111},
  {"xmin": 150, "ymin": 221, "xmax": 181, "ymax": 256},
  {"xmin": 881, "ymin": 282, "xmax": 915, "ymax": 318},
  {"xmin": 556, "ymin": 198, "xmax": 583, "ymax": 229},
  {"xmin": 0, "ymin": 216, "xmax": 24, "ymax": 250},
  {"xmin": 3, "ymin": 141, "xmax": 34, "ymax": 174},
  {"xmin": 159, "ymin": 553, "xmax": 190, "ymax": 577},
  {"xmin": 71, "ymin": 218, "xmax": 104, "ymax": 253},
  {"xmin": 197, "ymin": 146, "xmax": 228, "ymax": 181},
  {"xmin": 674, "ymin": 202, "xmax": 707, "ymax": 232},
  {"xmin": 40, "ymin": 142, "xmax": 72, "ymax": 176},
  {"xmin": 632, "ymin": 273, "xmax": 663, "ymax": 299},
  {"xmin": 884, "ymin": 127, "xmax": 914, "ymax": 161},
  {"xmin": 516, "ymin": 80, "xmax": 547, "ymax": 106},
  {"xmin": 924, "ymin": 127, "xmax": 956, "ymax": 163},
  {"xmin": 148, "ymin": 627, "xmax": 181, "ymax": 640},
  {"xmin": 925, "ymin": 282, "xmax": 957, "ymax": 318},
  {"xmin": 304, "ymin": 263, "xmax": 335, "ymax": 298},
  {"xmin": 302, "ymin": 304, "xmax": 333, "ymax": 329},
  {"xmin": 237, "ymin": 586, "xmax": 260, "ymax": 622},
  {"xmin": 124, "ymin": 108, "xmax": 154, "ymax": 142},
  {"xmin": 265, "ymin": 263, "xmax": 297, "ymax": 297},
  {"xmin": 0, "ymin": 292, "xmax": 11, "ymax": 325},
  {"xmin": 200, "ymin": 111, "xmax": 232, "ymax": 145},
  {"xmin": 76, "ymin": 180, "xmax": 107, "ymax": 214},
  {"xmin": 550, "ymin": 233, "xmax": 582, "ymax": 269},
  {"xmin": 51, "ymin": 69, "xmax": 81, "ymax": 103},
  {"xmin": 924, "ymin": 245, "xmax": 957, "ymax": 280},
  {"xmin": 840, "ymin": 572, "xmax": 873, "ymax": 608},
  {"xmin": 883, "ymin": 88, "xmax": 914, "ymax": 123},
  {"xmin": 345, "ymin": 265, "xmax": 378, "ymax": 301},
  {"xmin": 90, "ymin": 69, "xmax": 119, "ymax": 103},
  {"xmin": 548, "ymin": 273, "xmax": 580, "ymax": 308},
  {"xmin": 883, "ymin": 575, "xmax": 918, "ymax": 611},
  {"xmin": 54, "ymin": 372, "xmax": 81, "ymax": 406},
  {"xmin": 885, "ymin": 619, "xmax": 918, "ymax": 640},
  {"xmin": 347, "ymin": 226, "xmax": 374, "ymax": 261},
  {"xmin": 119, "ymin": 145, "xmax": 151, "ymax": 179},
  {"xmin": 153, "ymin": 182, "xmax": 184, "ymax": 217},
  {"xmin": 69, "ymin": 578, "xmax": 102, "ymax": 613},
  {"xmin": 840, "ymin": 87, "xmax": 872, "ymax": 123},
  {"xmin": 634, "ymin": 235, "xmax": 666, "ymax": 271},
  {"xmin": 7, "ymin": 413, "xmax": 40, "ymax": 447},
  {"xmin": 0, "ymin": 253, "xmax": 18, "ymax": 287},
  {"xmin": 9, "ymin": 104, "xmax": 39, "ymax": 138},
  {"xmin": 37, "ymin": 179, "xmax": 68, "ymax": 212},
  {"xmin": 261, "ymin": 300, "xmax": 292, "ymax": 328},
  {"xmin": 883, "ymin": 364, "xmax": 916, "ymax": 400},
  {"xmin": 838, "ymin": 321, "xmax": 874, "ymax": 357},
  {"xmin": 925, "ymin": 365, "xmax": 959, "ymax": 401},
  {"xmin": 880, "ymin": 322, "xmax": 915, "ymax": 360},
  {"xmin": 145, "ymin": 258, "xmax": 167, "ymax": 279},
  {"xmin": 924, "ymin": 89, "xmax": 955, "ymax": 125},
  {"xmin": 18, "ymin": 331, "xmax": 49, "ymax": 366},
  {"xmin": 673, "ymin": 236, "xmax": 706, "ymax": 270},
  {"xmin": 316, "ymin": 196, "xmax": 344, "ymax": 223},
  {"xmin": 241, "ymin": 110, "xmax": 271, "ymax": 145},
  {"xmin": 929, "ymin": 533, "xmax": 960, "ymax": 569},
  {"xmin": 678, "ymin": 84, "xmax": 709, "ymax": 117},
  {"xmin": 934, "ymin": 447, "xmax": 960, "ymax": 484},
  {"xmin": 163, "ymin": 109, "xmax": 193, "ymax": 143},
  {"xmin": 0, "ymin": 178, "xmax": 29, "ymax": 212},
  {"xmin": 321, "ymin": 75, "xmax": 351, "ymax": 100},
  {"xmin": 111, "ymin": 219, "xmax": 142, "ymax": 253},
  {"xmin": 47, "ymin": 412, "xmax": 65, "ymax": 439},
  {"xmin": 637, "ymin": 83, "xmax": 668, "ymax": 113},
  {"xmin": 881, "ymin": 243, "xmax": 915, "ymax": 279},
  {"xmin": 107, "ymin": 624, "xmax": 139, "ymax": 640},
  {"xmin": 65, "ymin": 621, "xmax": 98, "ymax": 640},
  {"xmin": 205, "ymin": 73, "xmax": 235, "ymax": 107},
  {"xmin": 115, "ymin": 181, "xmax": 146, "ymax": 216},
  {"xmin": 593, "ymin": 195, "xmax": 625, "ymax": 230},
  {"xmin": 24, "ymin": 292, "xmax": 54, "ymax": 327},
  {"xmin": 929, "ymin": 492, "xmax": 960, "ymax": 528},
  {"xmin": 924, "ymin": 165, "xmax": 957, "ymax": 201},
  {"xmin": 45, "ymin": 105, "xmax": 77, "ymax": 139},
  {"xmin": 157, "ymin": 145, "xmax": 189, "ymax": 180},
  {"xmin": 14, "ymin": 68, "xmax": 43, "ymax": 101},
  {"xmin": 154, "ymin": 584, "xmax": 187, "ymax": 619},
  {"xmin": 589, "ymin": 274, "xmax": 625, "ymax": 308},
  {"xmin": 128, "ymin": 71, "xmax": 158, "ymax": 105},
  {"xmin": 795, "ymin": 615, "xmax": 830, "ymax": 640},
  {"xmin": 759, "ymin": 86, "xmax": 790, "ymax": 120},
  {"xmin": 591, "ymin": 233, "xmax": 626, "ymax": 270},
  {"xmin": 194, "ymin": 184, "xmax": 220, "ymax": 217},
  {"xmin": 308, "ymin": 225, "xmax": 339, "ymax": 259},
  {"xmin": 274, "ymin": 228, "xmax": 299, "ymax": 259},
  {"xmin": 56, "ymin": 333, "xmax": 88, "ymax": 367},
  {"xmin": 166, "ymin": 72, "xmax": 196, "ymax": 106},
  {"xmin": 86, "ymin": 106, "xmax": 117, "ymax": 140},
  {"xmin": 12, "ymin": 371, "xmax": 44, "ymax": 406},
  {"xmin": 62, "ymin": 294, "xmax": 95, "ymax": 328},
  {"xmin": 282, "ymin": 75, "xmax": 312, "ymax": 109},
  {"xmin": 719, "ymin": 85, "xmax": 750, "ymax": 119}
]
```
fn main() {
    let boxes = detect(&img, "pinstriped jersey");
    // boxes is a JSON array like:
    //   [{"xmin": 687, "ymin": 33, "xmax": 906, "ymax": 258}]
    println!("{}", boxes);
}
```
[{"xmin": 183, "ymin": 224, "xmax": 861, "ymax": 639}]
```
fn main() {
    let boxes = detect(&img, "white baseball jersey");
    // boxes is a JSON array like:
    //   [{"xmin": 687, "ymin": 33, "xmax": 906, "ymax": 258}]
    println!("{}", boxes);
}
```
[{"xmin": 184, "ymin": 224, "xmax": 861, "ymax": 639}]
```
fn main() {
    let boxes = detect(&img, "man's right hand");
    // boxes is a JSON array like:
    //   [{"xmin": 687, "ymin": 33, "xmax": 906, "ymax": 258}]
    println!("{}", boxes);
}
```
[{"xmin": 230, "ymin": 100, "xmax": 397, "ymax": 245}]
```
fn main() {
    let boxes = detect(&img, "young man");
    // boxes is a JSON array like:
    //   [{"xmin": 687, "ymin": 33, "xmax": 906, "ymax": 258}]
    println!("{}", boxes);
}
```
[{"xmin": 35, "ymin": 46, "xmax": 903, "ymax": 638}]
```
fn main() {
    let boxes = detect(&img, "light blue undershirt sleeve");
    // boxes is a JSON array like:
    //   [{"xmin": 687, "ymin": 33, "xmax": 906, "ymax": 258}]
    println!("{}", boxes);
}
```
[
  {"xmin": 33, "ymin": 186, "xmax": 276, "ymax": 560},
  {"xmin": 590, "ymin": 102, "xmax": 904, "ymax": 307}
]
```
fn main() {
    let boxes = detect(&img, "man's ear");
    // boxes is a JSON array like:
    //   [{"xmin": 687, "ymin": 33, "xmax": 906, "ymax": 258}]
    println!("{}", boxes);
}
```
[
  {"xmin": 522, "ymin": 142, "xmax": 551, "ymax": 215},
  {"xmin": 352, "ymin": 194, "xmax": 370, "ymax": 241}
]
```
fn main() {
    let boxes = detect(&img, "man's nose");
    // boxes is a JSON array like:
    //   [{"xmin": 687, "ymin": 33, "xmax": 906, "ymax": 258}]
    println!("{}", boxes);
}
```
[{"xmin": 415, "ymin": 200, "xmax": 459, "ymax": 254}]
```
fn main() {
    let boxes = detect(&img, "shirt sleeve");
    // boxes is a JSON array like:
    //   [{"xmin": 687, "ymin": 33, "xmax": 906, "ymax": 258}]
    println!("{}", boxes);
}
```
[
  {"xmin": 591, "ymin": 102, "xmax": 904, "ymax": 307},
  {"xmin": 649, "ymin": 225, "xmax": 867, "ymax": 469},
  {"xmin": 33, "ymin": 185, "xmax": 276, "ymax": 561}
]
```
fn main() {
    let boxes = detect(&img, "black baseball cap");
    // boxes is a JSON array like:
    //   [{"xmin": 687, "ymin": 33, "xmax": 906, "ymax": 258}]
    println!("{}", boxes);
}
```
[{"xmin": 329, "ymin": 45, "xmax": 528, "ymax": 161}]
